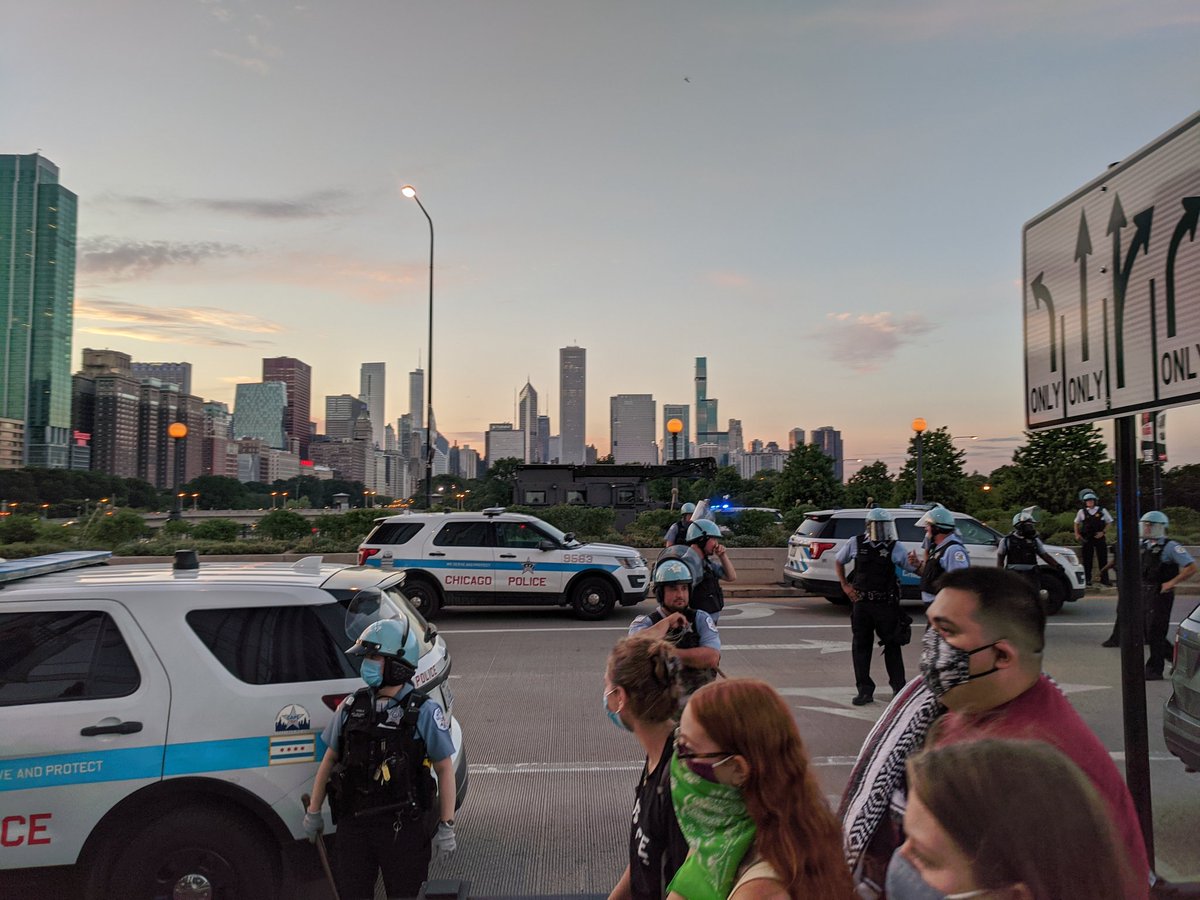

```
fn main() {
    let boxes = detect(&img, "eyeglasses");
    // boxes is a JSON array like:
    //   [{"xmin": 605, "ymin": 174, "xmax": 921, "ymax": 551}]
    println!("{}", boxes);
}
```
[{"xmin": 673, "ymin": 727, "xmax": 731, "ymax": 761}]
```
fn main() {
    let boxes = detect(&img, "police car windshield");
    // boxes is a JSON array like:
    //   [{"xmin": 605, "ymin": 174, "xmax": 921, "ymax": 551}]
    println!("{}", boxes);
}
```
[{"xmin": 534, "ymin": 520, "xmax": 579, "ymax": 548}]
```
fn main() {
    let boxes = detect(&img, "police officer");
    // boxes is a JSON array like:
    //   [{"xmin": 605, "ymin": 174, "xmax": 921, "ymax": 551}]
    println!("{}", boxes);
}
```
[
  {"xmin": 630, "ymin": 559, "xmax": 721, "ymax": 700},
  {"xmin": 907, "ymin": 505, "xmax": 970, "ymax": 607},
  {"xmin": 998, "ymin": 509, "xmax": 1063, "ymax": 577},
  {"xmin": 683, "ymin": 518, "xmax": 738, "ymax": 623},
  {"xmin": 304, "ymin": 619, "xmax": 458, "ymax": 900},
  {"xmin": 1074, "ymin": 489, "xmax": 1113, "ymax": 586},
  {"xmin": 835, "ymin": 508, "xmax": 914, "ymax": 705},
  {"xmin": 1138, "ymin": 511, "xmax": 1197, "ymax": 680},
  {"xmin": 664, "ymin": 502, "xmax": 697, "ymax": 547}
]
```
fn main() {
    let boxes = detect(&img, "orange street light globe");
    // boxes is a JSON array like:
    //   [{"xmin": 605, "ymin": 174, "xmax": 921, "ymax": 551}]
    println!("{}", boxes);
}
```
[
  {"xmin": 911, "ymin": 418, "xmax": 927, "ymax": 433},
  {"xmin": 667, "ymin": 418, "xmax": 684, "ymax": 435},
  {"xmin": 168, "ymin": 422, "xmax": 188, "ymax": 440}
]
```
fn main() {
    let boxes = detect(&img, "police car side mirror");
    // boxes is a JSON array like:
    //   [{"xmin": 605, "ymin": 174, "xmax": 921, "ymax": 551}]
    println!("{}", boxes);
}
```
[{"xmin": 537, "ymin": 539, "xmax": 557, "ymax": 552}]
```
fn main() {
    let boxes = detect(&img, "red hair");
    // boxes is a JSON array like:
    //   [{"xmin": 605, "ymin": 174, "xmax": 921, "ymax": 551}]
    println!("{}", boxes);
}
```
[{"xmin": 688, "ymin": 679, "xmax": 854, "ymax": 899}]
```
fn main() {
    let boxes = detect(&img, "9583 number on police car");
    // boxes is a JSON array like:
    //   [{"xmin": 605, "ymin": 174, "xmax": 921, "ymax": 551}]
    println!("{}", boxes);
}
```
[{"xmin": 562, "ymin": 553, "xmax": 593, "ymax": 564}]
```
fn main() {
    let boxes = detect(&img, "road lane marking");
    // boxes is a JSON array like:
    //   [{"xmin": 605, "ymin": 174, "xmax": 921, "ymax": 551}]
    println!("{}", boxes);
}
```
[
  {"xmin": 723, "ymin": 640, "xmax": 852, "ymax": 653},
  {"xmin": 434, "ymin": 620, "xmax": 1131, "ymax": 636}
]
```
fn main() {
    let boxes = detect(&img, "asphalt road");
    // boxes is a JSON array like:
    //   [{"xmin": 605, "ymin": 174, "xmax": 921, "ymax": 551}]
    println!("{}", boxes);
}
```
[{"xmin": 414, "ymin": 588, "xmax": 1199, "ymax": 895}]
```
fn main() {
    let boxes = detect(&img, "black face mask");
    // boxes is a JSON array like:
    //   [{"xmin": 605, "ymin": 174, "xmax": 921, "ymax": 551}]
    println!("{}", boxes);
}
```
[{"xmin": 919, "ymin": 628, "xmax": 1002, "ymax": 698}]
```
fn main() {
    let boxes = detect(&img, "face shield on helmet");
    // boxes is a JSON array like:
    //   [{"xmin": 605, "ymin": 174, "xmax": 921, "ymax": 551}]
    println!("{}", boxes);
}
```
[
  {"xmin": 1140, "ymin": 511, "xmax": 1169, "ymax": 540},
  {"xmin": 686, "ymin": 518, "xmax": 723, "ymax": 545},
  {"xmin": 915, "ymin": 505, "xmax": 956, "ymax": 533},
  {"xmin": 864, "ymin": 508, "xmax": 897, "ymax": 542},
  {"xmin": 346, "ymin": 619, "xmax": 419, "ymax": 687},
  {"xmin": 1079, "ymin": 489, "xmax": 1098, "ymax": 505}
]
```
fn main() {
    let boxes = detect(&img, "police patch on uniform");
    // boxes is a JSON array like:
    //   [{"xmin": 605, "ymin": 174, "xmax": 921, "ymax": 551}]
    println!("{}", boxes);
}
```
[
  {"xmin": 631, "ymin": 615, "xmax": 647, "ymax": 626},
  {"xmin": 950, "ymin": 551, "xmax": 967, "ymax": 564},
  {"xmin": 433, "ymin": 706, "xmax": 450, "ymax": 731}
]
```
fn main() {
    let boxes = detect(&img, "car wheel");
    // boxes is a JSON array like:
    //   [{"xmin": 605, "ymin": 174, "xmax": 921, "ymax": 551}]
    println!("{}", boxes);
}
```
[
  {"xmin": 99, "ymin": 808, "xmax": 276, "ymax": 900},
  {"xmin": 405, "ymin": 577, "xmax": 442, "ymax": 619},
  {"xmin": 572, "ymin": 575, "xmax": 616, "ymax": 620},
  {"xmin": 1038, "ymin": 569, "xmax": 1068, "ymax": 616}
]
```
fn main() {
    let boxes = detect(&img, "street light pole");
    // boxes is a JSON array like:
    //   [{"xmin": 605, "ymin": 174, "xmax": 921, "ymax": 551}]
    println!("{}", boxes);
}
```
[
  {"xmin": 911, "ymin": 417, "xmax": 927, "ymax": 504},
  {"xmin": 401, "ymin": 184, "xmax": 435, "ymax": 511}
]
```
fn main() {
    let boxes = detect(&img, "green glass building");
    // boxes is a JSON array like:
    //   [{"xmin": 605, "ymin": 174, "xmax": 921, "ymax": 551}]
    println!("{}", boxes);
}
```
[{"xmin": 1, "ymin": 154, "xmax": 77, "ymax": 467}]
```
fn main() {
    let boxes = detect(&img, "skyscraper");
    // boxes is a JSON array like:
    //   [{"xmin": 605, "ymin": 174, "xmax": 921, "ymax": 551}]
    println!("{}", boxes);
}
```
[
  {"xmin": 360, "ymin": 362, "xmax": 386, "ymax": 449},
  {"xmin": 538, "ymin": 414, "xmax": 551, "ymax": 464},
  {"xmin": 518, "ymin": 381, "xmax": 539, "ymax": 463},
  {"xmin": 559, "ymin": 346, "xmax": 586, "ymax": 465},
  {"xmin": 409, "ymin": 366, "xmax": 425, "ymax": 432},
  {"xmin": 810, "ymin": 425, "xmax": 845, "ymax": 482},
  {"xmin": 662, "ymin": 403, "xmax": 690, "ymax": 461},
  {"xmin": 233, "ymin": 382, "xmax": 288, "ymax": 449},
  {"xmin": 485, "ymin": 422, "xmax": 525, "ymax": 469},
  {"xmin": 610, "ymin": 394, "xmax": 657, "ymax": 465},
  {"xmin": 788, "ymin": 428, "xmax": 805, "ymax": 450},
  {"xmin": 263, "ymin": 356, "xmax": 312, "ymax": 458},
  {"xmin": 325, "ymin": 394, "xmax": 368, "ymax": 441},
  {"xmin": 72, "ymin": 349, "xmax": 139, "ymax": 479},
  {"xmin": 693, "ymin": 358, "xmax": 729, "ymax": 464},
  {"xmin": 131, "ymin": 361, "xmax": 192, "ymax": 395},
  {"xmin": 1, "ymin": 154, "xmax": 77, "ymax": 467}
]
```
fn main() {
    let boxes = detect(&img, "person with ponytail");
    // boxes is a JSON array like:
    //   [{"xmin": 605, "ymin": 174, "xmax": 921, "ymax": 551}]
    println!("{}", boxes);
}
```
[
  {"xmin": 667, "ymin": 679, "xmax": 854, "ymax": 900},
  {"xmin": 606, "ymin": 634, "xmax": 691, "ymax": 900}
]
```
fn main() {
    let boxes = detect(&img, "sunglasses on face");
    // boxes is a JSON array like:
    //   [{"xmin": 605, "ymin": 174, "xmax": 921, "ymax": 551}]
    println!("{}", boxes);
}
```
[{"xmin": 673, "ymin": 727, "xmax": 731, "ymax": 761}]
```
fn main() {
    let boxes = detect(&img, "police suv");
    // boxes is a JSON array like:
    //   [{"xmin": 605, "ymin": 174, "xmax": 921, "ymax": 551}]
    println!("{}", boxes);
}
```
[
  {"xmin": 357, "ymin": 508, "xmax": 650, "ymax": 620},
  {"xmin": 0, "ymin": 551, "xmax": 467, "ymax": 899}
]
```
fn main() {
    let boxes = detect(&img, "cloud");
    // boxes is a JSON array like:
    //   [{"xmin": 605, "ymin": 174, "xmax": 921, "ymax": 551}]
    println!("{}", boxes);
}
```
[
  {"xmin": 821, "ymin": 311, "xmax": 934, "ymax": 373},
  {"xmin": 75, "ymin": 297, "xmax": 282, "ymax": 348},
  {"xmin": 211, "ymin": 49, "xmax": 270, "ymax": 74},
  {"xmin": 79, "ymin": 237, "xmax": 250, "ymax": 280},
  {"xmin": 706, "ymin": 270, "xmax": 752, "ymax": 289},
  {"xmin": 103, "ymin": 190, "xmax": 352, "ymax": 220}
]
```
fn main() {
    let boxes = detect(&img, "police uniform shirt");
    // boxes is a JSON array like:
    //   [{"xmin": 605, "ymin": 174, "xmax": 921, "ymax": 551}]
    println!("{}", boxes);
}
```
[
  {"xmin": 1075, "ymin": 507, "xmax": 1114, "ymax": 528},
  {"xmin": 834, "ymin": 537, "xmax": 912, "ymax": 571},
  {"xmin": 1142, "ymin": 539, "xmax": 1195, "ymax": 585},
  {"xmin": 628, "ymin": 607, "xmax": 721, "ymax": 651},
  {"xmin": 322, "ymin": 684, "xmax": 455, "ymax": 763},
  {"xmin": 920, "ymin": 535, "xmax": 970, "ymax": 604}
]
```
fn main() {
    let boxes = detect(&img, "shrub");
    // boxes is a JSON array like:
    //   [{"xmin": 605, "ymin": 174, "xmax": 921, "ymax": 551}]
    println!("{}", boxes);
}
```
[
  {"xmin": 0, "ymin": 515, "xmax": 40, "ymax": 545},
  {"xmin": 313, "ymin": 509, "xmax": 382, "ymax": 543},
  {"xmin": 256, "ymin": 509, "xmax": 311, "ymax": 541},
  {"xmin": 160, "ymin": 519, "xmax": 191, "ymax": 537},
  {"xmin": 507, "ymin": 504, "xmax": 618, "ymax": 542},
  {"xmin": 0, "ymin": 540, "xmax": 74, "ymax": 560},
  {"xmin": 191, "ymin": 518, "xmax": 239, "ymax": 542},
  {"xmin": 91, "ymin": 509, "xmax": 149, "ymax": 547}
]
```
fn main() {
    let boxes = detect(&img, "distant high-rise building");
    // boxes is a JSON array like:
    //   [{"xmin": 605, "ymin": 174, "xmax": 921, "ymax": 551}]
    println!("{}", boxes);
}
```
[
  {"xmin": 788, "ymin": 428, "xmax": 805, "ymax": 450},
  {"xmin": 72, "ymin": 349, "xmax": 139, "ymax": 479},
  {"xmin": 485, "ymin": 422, "xmax": 525, "ymax": 469},
  {"xmin": 1, "ymin": 154, "xmax": 77, "ymax": 467},
  {"xmin": 409, "ymin": 367, "xmax": 425, "ymax": 432},
  {"xmin": 201, "ymin": 401, "xmax": 237, "ymax": 478},
  {"xmin": 384, "ymin": 423, "xmax": 397, "ymax": 453},
  {"xmin": 610, "ymin": 394, "xmax": 657, "ymax": 465},
  {"xmin": 518, "ymin": 381, "xmax": 539, "ymax": 463},
  {"xmin": 728, "ymin": 419, "xmax": 744, "ymax": 455},
  {"xmin": 457, "ymin": 444, "xmax": 480, "ymax": 480},
  {"xmin": 263, "ymin": 356, "xmax": 312, "ymax": 458},
  {"xmin": 559, "ymin": 346, "xmax": 586, "ymax": 465},
  {"xmin": 0, "ymin": 419, "xmax": 23, "ymax": 470},
  {"xmin": 693, "ymin": 358, "xmax": 728, "ymax": 462},
  {"xmin": 233, "ymin": 382, "xmax": 288, "ymax": 449},
  {"xmin": 810, "ymin": 425, "xmax": 844, "ymax": 482},
  {"xmin": 538, "ymin": 414, "xmax": 551, "ymax": 465},
  {"xmin": 131, "ymin": 361, "xmax": 192, "ymax": 395},
  {"xmin": 360, "ymin": 362, "xmax": 386, "ymax": 448},
  {"xmin": 662, "ymin": 403, "xmax": 690, "ymax": 462},
  {"xmin": 325, "ymin": 394, "xmax": 368, "ymax": 441}
]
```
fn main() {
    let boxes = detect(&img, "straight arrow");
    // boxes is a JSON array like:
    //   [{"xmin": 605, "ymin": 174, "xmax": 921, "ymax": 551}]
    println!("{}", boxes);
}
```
[
  {"xmin": 1107, "ymin": 193, "xmax": 1154, "ymax": 389},
  {"xmin": 1075, "ymin": 209, "xmax": 1093, "ymax": 361}
]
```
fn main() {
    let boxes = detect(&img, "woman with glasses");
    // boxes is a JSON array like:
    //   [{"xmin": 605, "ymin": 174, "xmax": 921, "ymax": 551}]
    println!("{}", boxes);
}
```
[
  {"xmin": 605, "ymin": 634, "xmax": 690, "ymax": 900},
  {"xmin": 668, "ymin": 679, "xmax": 854, "ymax": 900}
]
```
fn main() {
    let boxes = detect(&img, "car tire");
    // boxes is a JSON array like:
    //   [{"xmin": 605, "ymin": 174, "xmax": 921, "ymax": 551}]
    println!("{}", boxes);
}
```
[
  {"xmin": 405, "ymin": 576, "xmax": 443, "ymax": 619},
  {"xmin": 572, "ymin": 575, "xmax": 616, "ymax": 620},
  {"xmin": 98, "ymin": 807, "xmax": 277, "ymax": 900},
  {"xmin": 1038, "ymin": 570, "xmax": 1068, "ymax": 616}
]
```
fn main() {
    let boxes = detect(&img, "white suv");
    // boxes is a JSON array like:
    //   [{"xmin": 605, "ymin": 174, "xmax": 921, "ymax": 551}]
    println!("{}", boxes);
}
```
[
  {"xmin": 357, "ymin": 507, "xmax": 650, "ymax": 620},
  {"xmin": 782, "ymin": 507, "xmax": 1087, "ymax": 614},
  {"xmin": 0, "ymin": 551, "xmax": 466, "ymax": 899}
]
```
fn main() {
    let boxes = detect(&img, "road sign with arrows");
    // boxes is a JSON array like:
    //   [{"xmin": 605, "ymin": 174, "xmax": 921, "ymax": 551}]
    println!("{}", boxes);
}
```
[{"xmin": 1024, "ymin": 110, "xmax": 1200, "ymax": 429}]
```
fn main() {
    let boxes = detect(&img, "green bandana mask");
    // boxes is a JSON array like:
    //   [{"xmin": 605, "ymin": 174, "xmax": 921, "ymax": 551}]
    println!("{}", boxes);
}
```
[{"xmin": 666, "ymin": 753, "xmax": 757, "ymax": 900}]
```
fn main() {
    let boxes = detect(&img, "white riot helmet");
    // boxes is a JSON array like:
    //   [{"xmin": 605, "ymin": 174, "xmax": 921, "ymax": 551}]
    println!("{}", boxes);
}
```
[
  {"xmin": 1140, "ymin": 510, "xmax": 1169, "ymax": 541},
  {"xmin": 865, "ymin": 507, "xmax": 897, "ymax": 543}
]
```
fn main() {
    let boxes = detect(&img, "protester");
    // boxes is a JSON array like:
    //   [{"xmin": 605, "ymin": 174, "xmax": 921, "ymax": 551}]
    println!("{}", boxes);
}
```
[
  {"xmin": 891, "ymin": 739, "xmax": 1133, "ymax": 900},
  {"xmin": 668, "ymin": 678, "xmax": 854, "ymax": 900},
  {"xmin": 605, "ymin": 635, "xmax": 691, "ymax": 900}
]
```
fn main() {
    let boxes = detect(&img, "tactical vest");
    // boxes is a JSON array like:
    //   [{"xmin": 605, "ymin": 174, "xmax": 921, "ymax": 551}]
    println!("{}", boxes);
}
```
[
  {"xmin": 920, "ymin": 536, "xmax": 964, "ymax": 597},
  {"xmin": 1004, "ymin": 533, "xmax": 1039, "ymax": 567},
  {"xmin": 328, "ymin": 688, "xmax": 435, "ymax": 823},
  {"xmin": 668, "ymin": 520, "xmax": 691, "ymax": 547},
  {"xmin": 690, "ymin": 562, "xmax": 724, "ymax": 616},
  {"xmin": 1080, "ymin": 508, "xmax": 1107, "ymax": 539},
  {"xmin": 647, "ymin": 608, "xmax": 717, "ymax": 694},
  {"xmin": 851, "ymin": 535, "xmax": 899, "ymax": 598},
  {"xmin": 1141, "ymin": 540, "xmax": 1179, "ymax": 593}
]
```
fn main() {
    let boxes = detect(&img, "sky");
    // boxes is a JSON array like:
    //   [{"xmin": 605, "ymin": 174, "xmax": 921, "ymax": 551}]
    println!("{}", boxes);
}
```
[{"xmin": 4, "ymin": 0, "xmax": 1200, "ymax": 477}]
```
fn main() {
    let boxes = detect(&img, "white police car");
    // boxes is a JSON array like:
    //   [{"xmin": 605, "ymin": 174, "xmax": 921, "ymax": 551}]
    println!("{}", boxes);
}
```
[
  {"xmin": 357, "ymin": 508, "xmax": 650, "ymax": 620},
  {"xmin": 0, "ymin": 551, "xmax": 466, "ymax": 899}
]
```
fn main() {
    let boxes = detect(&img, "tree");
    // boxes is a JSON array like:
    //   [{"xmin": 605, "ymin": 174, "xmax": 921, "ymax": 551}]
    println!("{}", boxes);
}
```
[
  {"xmin": 893, "ymin": 426, "xmax": 967, "ymax": 509},
  {"xmin": 771, "ymin": 445, "xmax": 842, "ymax": 510},
  {"xmin": 473, "ymin": 457, "xmax": 521, "ymax": 508},
  {"xmin": 184, "ymin": 475, "xmax": 246, "ymax": 510},
  {"xmin": 1007, "ymin": 425, "xmax": 1108, "ymax": 513},
  {"xmin": 192, "ymin": 518, "xmax": 240, "ymax": 541},
  {"xmin": 255, "ymin": 509, "xmax": 310, "ymax": 541},
  {"xmin": 844, "ymin": 461, "xmax": 892, "ymax": 507}
]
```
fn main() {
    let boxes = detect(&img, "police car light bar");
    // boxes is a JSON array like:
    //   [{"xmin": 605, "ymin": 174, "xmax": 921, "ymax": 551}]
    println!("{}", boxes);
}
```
[{"xmin": 0, "ymin": 550, "xmax": 113, "ymax": 585}]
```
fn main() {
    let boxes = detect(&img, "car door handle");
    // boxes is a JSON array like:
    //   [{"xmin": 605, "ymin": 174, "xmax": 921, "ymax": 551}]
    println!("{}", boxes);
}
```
[
  {"xmin": 499, "ymin": 553, "xmax": 517, "ymax": 558},
  {"xmin": 428, "ymin": 552, "xmax": 446, "ymax": 557},
  {"xmin": 81, "ymin": 721, "xmax": 143, "ymax": 737}
]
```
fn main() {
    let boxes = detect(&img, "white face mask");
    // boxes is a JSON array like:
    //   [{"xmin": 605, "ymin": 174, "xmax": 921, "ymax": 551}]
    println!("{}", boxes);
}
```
[{"xmin": 885, "ymin": 850, "xmax": 999, "ymax": 899}]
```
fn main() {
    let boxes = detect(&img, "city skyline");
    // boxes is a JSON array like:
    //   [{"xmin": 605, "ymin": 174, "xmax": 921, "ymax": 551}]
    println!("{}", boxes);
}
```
[{"xmin": 6, "ymin": 5, "xmax": 1200, "ymax": 479}]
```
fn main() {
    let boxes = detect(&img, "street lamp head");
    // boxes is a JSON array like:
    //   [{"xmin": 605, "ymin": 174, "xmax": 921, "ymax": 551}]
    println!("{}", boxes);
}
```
[
  {"xmin": 168, "ymin": 422, "xmax": 188, "ymax": 440},
  {"xmin": 911, "ymin": 418, "xmax": 927, "ymax": 433},
  {"xmin": 400, "ymin": 184, "xmax": 417, "ymax": 199},
  {"xmin": 667, "ymin": 418, "xmax": 684, "ymax": 435}
]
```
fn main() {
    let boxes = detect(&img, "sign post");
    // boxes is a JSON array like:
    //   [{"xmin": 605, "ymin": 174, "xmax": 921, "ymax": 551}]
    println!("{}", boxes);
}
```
[{"xmin": 1023, "ymin": 109, "xmax": 1200, "ymax": 866}]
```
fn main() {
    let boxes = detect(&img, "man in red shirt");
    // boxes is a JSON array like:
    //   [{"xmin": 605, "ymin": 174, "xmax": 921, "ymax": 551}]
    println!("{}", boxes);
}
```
[{"xmin": 924, "ymin": 568, "xmax": 1149, "ymax": 897}]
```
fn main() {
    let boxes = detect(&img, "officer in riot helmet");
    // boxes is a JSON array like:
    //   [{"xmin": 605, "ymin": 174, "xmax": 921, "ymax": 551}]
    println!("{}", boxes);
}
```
[
  {"xmin": 1073, "ymin": 489, "xmax": 1113, "ymax": 586},
  {"xmin": 1137, "ymin": 511, "xmax": 1196, "ymax": 679},
  {"xmin": 664, "ymin": 502, "xmax": 697, "ymax": 547},
  {"xmin": 998, "ymin": 508, "xmax": 1063, "ymax": 575},
  {"xmin": 907, "ymin": 505, "xmax": 970, "ymax": 606},
  {"xmin": 683, "ymin": 517, "xmax": 738, "ymax": 622},
  {"xmin": 835, "ymin": 508, "xmax": 916, "ymax": 705},
  {"xmin": 629, "ymin": 558, "xmax": 721, "ymax": 701},
  {"xmin": 304, "ymin": 619, "xmax": 458, "ymax": 899}
]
